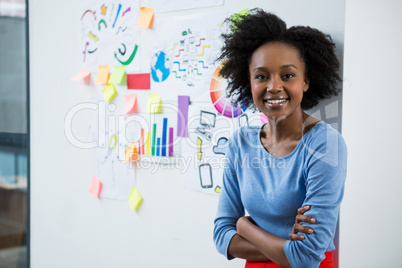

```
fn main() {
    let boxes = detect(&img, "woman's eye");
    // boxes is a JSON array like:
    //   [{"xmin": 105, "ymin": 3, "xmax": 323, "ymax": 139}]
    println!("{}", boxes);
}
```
[
  {"xmin": 283, "ymin": 73, "xmax": 295, "ymax": 79},
  {"xmin": 255, "ymin": 74, "xmax": 267, "ymax": 80}
]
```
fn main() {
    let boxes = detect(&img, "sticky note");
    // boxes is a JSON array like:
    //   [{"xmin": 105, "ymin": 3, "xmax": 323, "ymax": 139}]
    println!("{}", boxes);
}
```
[
  {"xmin": 108, "ymin": 66, "xmax": 126, "ymax": 84},
  {"xmin": 214, "ymin": 185, "xmax": 221, "ymax": 194},
  {"xmin": 95, "ymin": 65, "xmax": 110, "ymax": 84},
  {"xmin": 177, "ymin": 96, "xmax": 190, "ymax": 137},
  {"xmin": 70, "ymin": 69, "xmax": 90, "ymax": 81},
  {"xmin": 127, "ymin": 73, "xmax": 150, "ymax": 89},
  {"xmin": 123, "ymin": 142, "xmax": 138, "ymax": 163},
  {"xmin": 136, "ymin": 7, "xmax": 154, "ymax": 29},
  {"xmin": 232, "ymin": 8, "xmax": 249, "ymax": 31},
  {"xmin": 89, "ymin": 176, "xmax": 102, "ymax": 198},
  {"xmin": 260, "ymin": 113, "xmax": 268, "ymax": 124},
  {"xmin": 102, "ymin": 84, "xmax": 117, "ymax": 102},
  {"xmin": 127, "ymin": 186, "xmax": 143, "ymax": 211},
  {"xmin": 124, "ymin": 93, "xmax": 137, "ymax": 114},
  {"xmin": 146, "ymin": 93, "xmax": 162, "ymax": 113}
]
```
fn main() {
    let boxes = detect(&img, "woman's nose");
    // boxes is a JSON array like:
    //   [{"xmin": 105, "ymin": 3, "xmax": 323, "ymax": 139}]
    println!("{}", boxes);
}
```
[{"xmin": 266, "ymin": 76, "xmax": 282, "ymax": 92}]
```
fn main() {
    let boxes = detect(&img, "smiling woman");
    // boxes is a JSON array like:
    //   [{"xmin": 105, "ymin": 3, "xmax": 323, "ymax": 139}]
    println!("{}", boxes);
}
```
[{"xmin": 213, "ymin": 8, "xmax": 346, "ymax": 268}]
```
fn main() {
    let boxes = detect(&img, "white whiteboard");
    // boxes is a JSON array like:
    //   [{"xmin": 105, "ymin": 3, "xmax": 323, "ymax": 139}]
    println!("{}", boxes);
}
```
[{"xmin": 29, "ymin": 0, "xmax": 345, "ymax": 267}]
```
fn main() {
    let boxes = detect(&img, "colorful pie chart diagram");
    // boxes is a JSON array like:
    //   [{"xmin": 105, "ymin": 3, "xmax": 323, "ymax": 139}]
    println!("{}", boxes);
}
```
[{"xmin": 210, "ymin": 63, "xmax": 247, "ymax": 118}]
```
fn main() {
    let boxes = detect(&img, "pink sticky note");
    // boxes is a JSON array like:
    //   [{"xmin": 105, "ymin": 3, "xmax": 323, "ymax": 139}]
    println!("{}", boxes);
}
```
[
  {"xmin": 177, "ymin": 96, "xmax": 190, "ymax": 137},
  {"xmin": 260, "ymin": 114, "xmax": 268, "ymax": 124},
  {"xmin": 89, "ymin": 176, "xmax": 102, "ymax": 198},
  {"xmin": 127, "ymin": 73, "xmax": 150, "ymax": 89},
  {"xmin": 70, "ymin": 69, "xmax": 91, "ymax": 81},
  {"xmin": 124, "ymin": 93, "xmax": 137, "ymax": 114}
]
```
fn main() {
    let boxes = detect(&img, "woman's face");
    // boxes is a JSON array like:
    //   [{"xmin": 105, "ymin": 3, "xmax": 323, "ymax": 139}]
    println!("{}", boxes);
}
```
[{"xmin": 248, "ymin": 42, "xmax": 309, "ymax": 121}]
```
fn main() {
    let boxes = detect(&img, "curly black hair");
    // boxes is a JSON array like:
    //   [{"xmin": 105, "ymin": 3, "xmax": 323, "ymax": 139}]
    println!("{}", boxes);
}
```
[{"xmin": 217, "ymin": 8, "xmax": 342, "ymax": 110}]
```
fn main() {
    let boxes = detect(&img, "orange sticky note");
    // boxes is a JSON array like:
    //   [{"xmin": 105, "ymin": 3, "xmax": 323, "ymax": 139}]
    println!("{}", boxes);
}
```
[
  {"xmin": 127, "ymin": 186, "xmax": 143, "ymax": 211},
  {"xmin": 136, "ymin": 7, "xmax": 154, "ymax": 29},
  {"xmin": 124, "ymin": 93, "xmax": 137, "ymax": 114},
  {"xmin": 89, "ymin": 176, "xmax": 102, "ymax": 198},
  {"xmin": 123, "ymin": 142, "xmax": 138, "ymax": 163},
  {"xmin": 70, "ymin": 69, "xmax": 91, "ymax": 81},
  {"xmin": 103, "ymin": 84, "xmax": 117, "ymax": 102},
  {"xmin": 95, "ymin": 65, "xmax": 110, "ymax": 84}
]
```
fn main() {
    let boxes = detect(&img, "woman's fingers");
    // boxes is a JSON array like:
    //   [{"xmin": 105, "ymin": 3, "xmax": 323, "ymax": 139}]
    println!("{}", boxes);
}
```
[
  {"xmin": 294, "ymin": 223, "xmax": 314, "ymax": 234},
  {"xmin": 289, "ymin": 233, "xmax": 305, "ymax": 241},
  {"xmin": 289, "ymin": 223, "xmax": 314, "ymax": 240},
  {"xmin": 296, "ymin": 214, "xmax": 316, "ymax": 224},
  {"xmin": 297, "ymin": 205, "xmax": 311, "ymax": 215}
]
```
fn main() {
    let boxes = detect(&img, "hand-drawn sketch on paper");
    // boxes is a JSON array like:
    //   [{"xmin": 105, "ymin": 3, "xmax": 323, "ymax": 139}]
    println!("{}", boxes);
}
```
[{"xmin": 79, "ymin": 0, "xmax": 141, "ymax": 73}]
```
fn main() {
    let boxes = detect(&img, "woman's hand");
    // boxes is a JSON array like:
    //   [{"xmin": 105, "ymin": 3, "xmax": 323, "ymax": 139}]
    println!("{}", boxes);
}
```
[
  {"xmin": 289, "ymin": 205, "xmax": 316, "ymax": 241},
  {"xmin": 236, "ymin": 210, "xmax": 315, "ymax": 242}
]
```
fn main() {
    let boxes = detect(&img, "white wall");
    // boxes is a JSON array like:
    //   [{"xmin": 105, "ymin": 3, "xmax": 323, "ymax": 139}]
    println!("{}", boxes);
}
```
[
  {"xmin": 29, "ymin": 1, "xmax": 345, "ymax": 267},
  {"xmin": 340, "ymin": 0, "xmax": 402, "ymax": 267}
]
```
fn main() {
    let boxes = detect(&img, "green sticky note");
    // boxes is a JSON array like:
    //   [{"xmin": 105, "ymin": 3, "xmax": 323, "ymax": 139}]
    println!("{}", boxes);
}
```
[
  {"xmin": 103, "ymin": 84, "xmax": 117, "ymax": 102},
  {"xmin": 232, "ymin": 8, "xmax": 249, "ymax": 31},
  {"xmin": 108, "ymin": 66, "xmax": 126, "ymax": 84},
  {"xmin": 146, "ymin": 93, "xmax": 162, "ymax": 114},
  {"xmin": 127, "ymin": 186, "xmax": 143, "ymax": 211}
]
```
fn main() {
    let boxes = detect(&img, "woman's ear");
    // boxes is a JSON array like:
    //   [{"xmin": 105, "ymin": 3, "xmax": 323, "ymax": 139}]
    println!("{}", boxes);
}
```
[{"xmin": 303, "ymin": 76, "xmax": 310, "ymax": 92}]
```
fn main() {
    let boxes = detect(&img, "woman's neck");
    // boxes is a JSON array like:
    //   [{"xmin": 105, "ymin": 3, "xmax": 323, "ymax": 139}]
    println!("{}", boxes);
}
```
[{"xmin": 262, "ymin": 108, "xmax": 317, "ymax": 143}]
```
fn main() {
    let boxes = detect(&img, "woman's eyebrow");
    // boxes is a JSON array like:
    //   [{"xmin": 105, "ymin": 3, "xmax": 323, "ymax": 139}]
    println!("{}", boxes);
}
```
[
  {"xmin": 252, "ymin": 67, "xmax": 267, "ymax": 72},
  {"xmin": 281, "ymin": 64, "xmax": 298, "ymax": 69}
]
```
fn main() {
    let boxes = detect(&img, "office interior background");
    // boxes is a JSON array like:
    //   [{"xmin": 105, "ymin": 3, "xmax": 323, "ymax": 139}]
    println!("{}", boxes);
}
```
[{"xmin": 0, "ymin": 0, "xmax": 401, "ymax": 267}]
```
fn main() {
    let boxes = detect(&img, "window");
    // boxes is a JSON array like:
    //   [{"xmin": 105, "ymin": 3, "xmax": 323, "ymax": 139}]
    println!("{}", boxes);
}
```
[{"xmin": 0, "ymin": 0, "xmax": 29, "ymax": 267}]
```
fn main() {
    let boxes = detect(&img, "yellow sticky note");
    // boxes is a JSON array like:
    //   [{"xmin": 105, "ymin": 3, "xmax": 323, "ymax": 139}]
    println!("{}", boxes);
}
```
[
  {"xmin": 103, "ymin": 84, "xmax": 117, "ymax": 102},
  {"xmin": 108, "ymin": 66, "xmax": 126, "ymax": 84},
  {"xmin": 146, "ymin": 93, "xmax": 162, "ymax": 114},
  {"xmin": 232, "ymin": 8, "xmax": 249, "ymax": 32},
  {"xmin": 95, "ymin": 65, "xmax": 110, "ymax": 84},
  {"xmin": 124, "ymin": 93, "xmax": 137, "ymax": 114},
  {"xmin": 214, "ymin": 185, "xmax": 221, "ymax": 194},
  {"xmin": 127, "ymin": 186, "xmax": 143, "ymax": 211},
  {"xmin": 89, "ymin": 176, "xmax": 102, "ymax": 198},
  {"xmin": 70, "ymin": 69, "xmax": 90, "ymax": 81},
  {"xmin": 136, "ymin": 7, "xmax": 154, "ymax": 29}
]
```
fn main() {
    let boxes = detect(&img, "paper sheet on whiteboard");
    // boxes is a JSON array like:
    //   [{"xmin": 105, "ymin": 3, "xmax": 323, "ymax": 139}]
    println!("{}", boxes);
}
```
[
  {"xmin": 148, "ymin": 11, "xmax": 228, "ymax": 101},
  {"xmin": 181, "ymin": 104, "xmax": 264, "ymax": 195},
  {"xmin": 79, "ymin": 0, "xmax": 141, "ymax": 73}
]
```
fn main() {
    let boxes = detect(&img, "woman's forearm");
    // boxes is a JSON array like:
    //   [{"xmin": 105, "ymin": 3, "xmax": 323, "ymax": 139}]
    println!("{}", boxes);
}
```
[
  {"xmin": 227, "ymin": 234, "xmax": 272, "ymax": 261},
  {"xmin": 237, "ymin": 217, "xmax": 291, "ymax": 268}
]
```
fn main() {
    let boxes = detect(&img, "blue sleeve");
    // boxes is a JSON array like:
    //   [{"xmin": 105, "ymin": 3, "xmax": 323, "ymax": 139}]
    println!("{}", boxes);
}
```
[
  {"xmin": 284, "ymin": 126, "xmax": 347, "ymax": 268},
  {"xmin": 213, "ymin": 132, "xmax": 245, "ymax": 260}
]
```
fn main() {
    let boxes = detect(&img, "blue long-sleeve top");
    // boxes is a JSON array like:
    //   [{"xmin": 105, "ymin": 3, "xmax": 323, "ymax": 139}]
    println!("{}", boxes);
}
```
[{"xmin": 213, "ymin": 121, "xmax": 347, "ymax": 268}]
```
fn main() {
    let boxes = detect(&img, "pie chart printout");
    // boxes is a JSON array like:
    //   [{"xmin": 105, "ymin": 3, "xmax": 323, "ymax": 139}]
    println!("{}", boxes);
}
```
[{"xmin": 209, "ymin": 63, "xmax": 247, "ymax": 118}]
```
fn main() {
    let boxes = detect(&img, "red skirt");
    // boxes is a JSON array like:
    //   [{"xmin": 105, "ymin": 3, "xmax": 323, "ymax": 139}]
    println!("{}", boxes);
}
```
[{"xmin": 245, "ymin": 251, "xmax": 334, "ymax": 268}]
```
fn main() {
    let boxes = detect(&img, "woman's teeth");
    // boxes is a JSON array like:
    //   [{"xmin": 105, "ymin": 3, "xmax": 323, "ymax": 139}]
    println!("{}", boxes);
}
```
[{"xmin": 265, "ymin": 99, "xmax": 286, "ymax": 104}]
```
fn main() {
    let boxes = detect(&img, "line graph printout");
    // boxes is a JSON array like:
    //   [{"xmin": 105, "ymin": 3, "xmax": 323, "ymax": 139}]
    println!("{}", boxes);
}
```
[
  {"xmin": 149, "ymin": 11, "xmax": 228, "ymax": 101},
  {"xmin": 142, "ymin": 0, "xmax": 223, "ymax": 13},
  {"xmin": 79, "ymin": 0, "xmax": 141, "ymax": 73}
]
